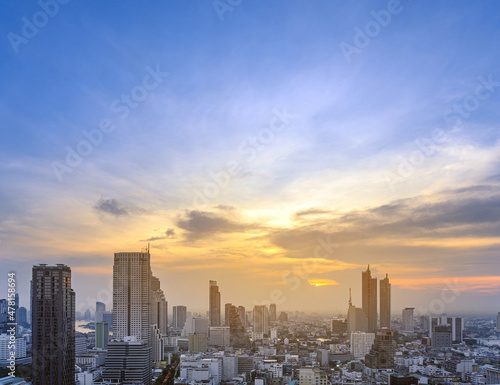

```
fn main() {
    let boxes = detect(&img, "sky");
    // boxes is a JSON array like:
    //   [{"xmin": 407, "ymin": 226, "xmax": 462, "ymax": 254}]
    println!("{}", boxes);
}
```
[{"xmin": 1, "ymin": 0, "xmax": 500, "ymax": 316}]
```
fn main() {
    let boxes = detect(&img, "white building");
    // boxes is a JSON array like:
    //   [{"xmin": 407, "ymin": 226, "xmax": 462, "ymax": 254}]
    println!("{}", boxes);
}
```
[
  {"xmin": 209, "ymin": 327, "xmax": 230, "ymax": 347},
  {"xmin": 298, "ymin": 367, "xmax": 329, "ymax": 385},
  {"xmin": 222, "ymin": 355, "xmax": 238, "ymax": 380},
  {"xmin": 350, "ymin": 332, "xmax": 375, "ymax": 359},
  {"xmin": 0, "ymin": 334, "xmax": 27, "ymax": 359}
]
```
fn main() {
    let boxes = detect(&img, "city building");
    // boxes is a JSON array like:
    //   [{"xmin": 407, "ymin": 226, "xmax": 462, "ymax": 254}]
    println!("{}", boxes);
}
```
[
  {"xmin": 209, "ymin": 280, "xmax": 221, "ymax": 327},
  {"xmin": 331, "ymin": 318, "xmax": 348, "ymax": 335},
  {"xmin": 238, "ymin": 306, "xmax": 246, "ymax": 328},
  {"xmin": 402, "ymin": 308, "xmax": 415, "ymax": 332},
  {"xmin": 151, "ymin": 275, "xmax": 168, "ymax": 336},
  {"xmin": 362, "ymin": 265, "xmax": 378, "ymax": 333},
  {"xmin": 0, "ymin": 334, "xmax": 26, "ymax": 359},
  {"xmin": 350, "ymin": 332, "xmax": 375, "ymax": 359},
  {"xmin": 432, "ymin": 324, "xmax": 452, "ymax": 348},
  {"xmin": 225, "ymin": 303, "xmax": 232, "ymax": 326},
  {"xmin": 380, "ymin": 274, "xmax": 391, "ymax": 329},
  {"xmin": 298, "ymin": 367, "xmax": 329, "ymax": 385},
  {"xmin": 102, "ymin": 336, "xmax": 152, "ymax": 384},
  {"xmin": 95, "ymin": 321, "xmax": 109, "ymax": 349},
  {"xmin": 364, "ymin": 328, "xmax": 394, "ymax": 369},
  {"xmin": 209, "ymin": 326, "xmax": 230, "ymax": 346},
  {"xmin": 32, "ymin": 264, "xmax": 75, "ymax": 385},
  {"xmin": 188, "ymin": 333, "xmax": 207, "ymax": 352},
  {"xmin": 112, "ymin": 251, "xmax": 151, "ymax": 345},
  {"xmin": 95, "ymin": 301, "xmax": 105, "ymax": 323},
  {"xmin": 269, "ymin": 303, "xmax": 277, "ymax": 322},
  {"xmin": 173, "ymin": 305, "xmax": 187, "ymax": 329},
  {"xmin": 497, "ymin": 312, "xmax": 500, "ymax": 332},
  {"xmin": 348, "ymin": 290, "xmax": 368, "ymax": 334}
]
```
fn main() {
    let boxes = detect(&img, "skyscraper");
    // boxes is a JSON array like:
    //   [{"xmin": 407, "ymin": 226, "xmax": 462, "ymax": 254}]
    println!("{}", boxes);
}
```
[
  {"xmin": 95, "ymin": 322, "xmax": 109, "ymax": 349},
  {"xmin": 96, "ymin": 301, "xmax": 105, "ymax": 323},
  {"xmin": 173, "ymin": 305, "xmax": 187, "ymax": 329},
  {"xmin": 497, "ymin": 312, "xmax": 500, "ymax": 332},
  {"xmin": 269, "ymin": 303, "xmax": 277, "ymax": 322},
  {"xmin": 402, "ymin": 308, "xmax": 415, "ymax": 332},
  {"xmin": 238, "ymin": 306, "xmax": 246, "ymax": 328},
  {"xmin": 347, "ymin": 289, "xmax": 368, "ymax": 334},
  {"xmin": 151, "ymin": 274, "xmax": 168, "ymax": 336},
  {"xmin": 362, "ymin": 265, "xmax": 378, "ymax": 333},
  {"xmin": 380, "ymin": 274, "xmax": 391, "ymax": 328},
  {"xmin": 253, "ymin": 305, "xmax": 270, "ymax": 334},
  {"xmin": 364, "ymin": 328, "xmax": 394, "ymax": 369},
  {"xmin": 209, "ymin": 280, "xmax": 221, "ymax": 327},
  {"xmin": 113, "ymin": 251, "xmax": 151, "ymax": 345},
  {"xmin": 32, "ymin": 264, "xmax": 75, "ymax": 385},
  {"xmin": 225, "ymin": 303, "xmax": 232, "ymax": 326}
]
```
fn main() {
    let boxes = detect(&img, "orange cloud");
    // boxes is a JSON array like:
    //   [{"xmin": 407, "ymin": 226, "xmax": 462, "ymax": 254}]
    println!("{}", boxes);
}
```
[
  {"xmin": 392, "ymin": 276, "xmax": 500, "ymax": 292},
  {"xmin": 308, "ymin": 278, "xmax": 340, "ymax": 287}
]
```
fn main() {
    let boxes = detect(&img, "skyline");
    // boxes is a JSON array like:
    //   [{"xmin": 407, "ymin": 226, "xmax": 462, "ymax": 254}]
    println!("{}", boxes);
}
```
[{"xmin": 1, "ymin": 1, "xmax": 500, "ymax": 315}]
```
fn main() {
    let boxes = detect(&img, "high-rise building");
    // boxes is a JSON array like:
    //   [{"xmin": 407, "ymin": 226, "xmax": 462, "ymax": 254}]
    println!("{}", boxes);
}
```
[
  {"xmin": 17, "ymin": 306, "xmax": 28, "ymax": 325},
  {"xmin": 402, "ymin": 308, "xmax": 415, "ymax": 332},
  {"xmin": 238, "ymin": 306, "xmax": 246, "ymax": 328},
  {"xmin": 209, "ymin": 326, "xmax": 230, "ymax": 346},
  {"xmin": 365, "ymin": 328, "xmax": 394, "ymax": 369},
  {"xmin": 350, "ymin": 331, "xmax": 375, "ymax": 359},
  {"xmin": 331, "ymin": 318, "xmax": 348, "ymax": 335},
  {"xmin": 362, "ymin": 265, "xmax": 378, "ymax": 333},
  {"xmin": 497, "ymin": 312, "xmax": 500, "ymax": 332},
  {"xmin": 432, "ymin": 325, "xmax": 452, "ymax": 348},
  {"xmin": 96, "ymin": 301, "xmax": 105, "ymax": 323},
  {"xmin": 102, "ymin": 336, "xmax": 152, "ymax": 384},
  {"xmin": 173, "ymin": 305, "xmax": 187, "ymax": 329},
  {"xmin": 278, "ymin": 312, "xmax": 288, "ymax": 323},
  {"xmin": 253, "ymin": 305, "xmax": 270, "ymax": 334},
  {"xmin": 229, "ymin": 305, "xmax": 249, "ymax": 347},
  {"xmin": 32, "ymin": 264, "xmax": 75, "ymax": 385},
  {"xmin": 95, "ymin": 322, "xmax": 109, "ymax": 349},
  {"xmin": 380, "ymin": 274, "xmax": 391, "ymax": 328},
  {"xmin": 347, "ymin": 289, "xmax": 368, "ymax": 334},
  {"xmin": 209, "ymin": 280, "xmax": 221, "ymax": 327},
  {"xmin": 113, "ymin": 251, "xmax": 151, "ymax": 345},
  {"xmin": 298, "ymin": 367, "xmax": 329, "ymax": 385},
  {"xmin": 269, "ymin": 303, "xmax": 277, "ymax": 322},
  {"xmin": 225, "ymin": 303, "xmax": 232, "ymax": 326},
  {"xmin": 151, "ymin": 275, "xmax": 168, "ymax": 336},
  {"xmin": 188, "ymin": 333, "xmax": 208, "ymax": 352}
]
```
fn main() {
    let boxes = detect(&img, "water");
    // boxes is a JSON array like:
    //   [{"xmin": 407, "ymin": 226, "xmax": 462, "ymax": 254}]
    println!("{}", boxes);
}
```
[{"xmin": 75, "ymin": 320, "xmax": 95, "ymax": 333}]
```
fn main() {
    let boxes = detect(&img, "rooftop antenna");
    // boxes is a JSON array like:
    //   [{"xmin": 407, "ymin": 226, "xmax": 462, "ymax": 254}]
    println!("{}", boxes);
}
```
[{"xmin": 348, "ymin": 288, "xmax": 352, "ymax": 307}]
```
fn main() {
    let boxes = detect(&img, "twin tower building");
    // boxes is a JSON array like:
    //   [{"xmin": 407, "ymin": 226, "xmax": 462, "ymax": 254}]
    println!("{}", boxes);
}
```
[{"xmin": 348, "ymin": 265, "xmax": 391, "ymax": 334}]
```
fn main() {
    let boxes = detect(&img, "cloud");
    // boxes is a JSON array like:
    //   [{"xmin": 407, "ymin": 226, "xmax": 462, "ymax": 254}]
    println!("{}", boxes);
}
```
[
  {"xmin": 93, "ymin": 198, "xmax": 130, "ymax": 217},
  {"xmin": 176, "ymin": 210, "xmax": 258, "ymax": 240},
  {"xmin": 308, "ymin": 278, "xmax": 340, "ymax": 287},
  {"xmin": 295, "ymin": 208, "xmax": 332, "ymax": 218},
  {"xmin": 141, "ymin": 228, "xmax": 176, "ymax": 242}
]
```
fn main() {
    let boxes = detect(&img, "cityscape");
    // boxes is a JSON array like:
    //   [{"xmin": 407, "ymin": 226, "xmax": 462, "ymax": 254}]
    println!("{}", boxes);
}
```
[
  {"xmin": 2, "ymin": 1, "xmax": 500, "ymax": 385},
  {"xmin": 0, "ymin": 255, "xmax": 500, "ymax": 384}
]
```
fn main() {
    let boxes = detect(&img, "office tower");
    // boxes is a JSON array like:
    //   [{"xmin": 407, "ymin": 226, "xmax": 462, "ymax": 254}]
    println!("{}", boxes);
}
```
[
  {"xmin": 188, "ymin": 333, "xmax": 208, "ymax": 352},
  {"xmin": 364, "ymin": 329, "xmax": 394, "ymax": 369},
  {"xmin": 420, "ymin": 315, "xmax": 430, "ymax": 332},
  {"xmin": 331, "ymin": 318, "xmax": 348, "ymax": 335},
  {"xmin": 445, "ymin": 317, "xmax": 464, "ymax": 343},
  {"xmin": 75, "ymin": 333, "xmax": 87, "ymax": 355},
  {"xmin": 151, "ymin": 275, "xmax": 168, "ymax": 336},
  {"xmin": 96, "ymin": 301, "xmax": 105, "ymax": 323},
  {"xmin": 362, "ymin": 265, "xmax": 378, "ymax": 333},
  {"xmin": 298, "ymin": 367, "xmax": 329, "ymax": 385},
  {"xmin": 253, "ymin": 305, "xmax": 270, "ymax": 334},
  {"xmin": 432, "ymin": 325, "xmax": 452, "ymax": 348},
  {"xmin": 173, "ymin": 305, "xmax": 187, "ymax": 329},
  {"xmin": 102, "ymin": 336, "xmax": 152, "ymax": 384},
  {"xmin": 95, "ymin": 322, "xmax": 109, "ymax": 349},
  {"xmin": 380, "ymin": 274, "xmax": 391, "ymax": 328},
  {"xmin": 350, "ymin": 331, "xmax": 375, "ymax": 359},
  {"xmin": 497, "ymin": 312, "xmax": 500, "ymax": 332},
  {"xmin": 84, "ymin": 309, "xmax": 91, "ymax": 320},
  {"xmin": 152, "ymin": 324, "xmax": 165, "ymax": 362},
  {"xmin": 402, "ymin": 308, "xmax": 415, "ymax": 332},
  {"xmin": 238, "ymin": 306, "xmax": 246, "ymax": 328},
  {"xmin": 229, "ymin": 305, "xmax": 250, "ymax": 347},
  {"xmin": 278, "ymin": 312, "xmax": 288, "ymax": 323},
  {"xmin": 32, "ymin": 264, "xmax": 75, "ymax": 385},
  {"xmin": 269, "ymin": 303, "xmax": 277, "ymax": 322},
  {"xmin": 17, "ymin": 306, "xmax": 27, "ymax": 324},
  {"xmin": 208, "ymin": 326, "xmax": 230, "ymax": 346},
  {"xmin": 222, "ymin": 356, "xmax": 238, "ymax": 381},
  {"xmin": 225, "ymin": 303, "xmax": 232, "ymax": 326},
  {"xmin": 237, "ymin": 356, "xmax": 254, "ymax": 374},
  {"xmin": 0, "ymin": 334, "xmax": 26, "ymax": 359},
  {"xmin": 113, "ymin": 251, "xmax": 151, "ymax": 345},
  {"xmin": 209, "ymin": 280, "xmax": 221, "ymax": 327},
  {"xmin": 347, "ymin": 289, "xmax": 368, "ymax": 334}
]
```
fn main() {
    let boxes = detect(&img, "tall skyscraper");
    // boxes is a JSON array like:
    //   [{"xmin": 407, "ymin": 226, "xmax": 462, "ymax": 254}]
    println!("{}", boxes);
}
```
[
  {"xmin": 113, "ymin": 251, "xmax": 151, "ymax": 345},
  {"xmin": 497, "ymin": 312, "xmax": 500, "ymax": 332},
  {"xmin": 173, "ymin": 305, "xmax": 187, "ymax": 329},
  {"xmin": 151, "ymin": 274, "xmax": 168, "ymax": 336},
  {"xmin": 253, "ymin": 305, "xmax": 270, "ymax": 334},
  {"xmin": 32, "ymin": 264, "xmax": 75, "ymax": 385},
  {"xmin": 95, "ymin": 322, "xmax": 109, "ymax": 349},
  {"xmin": 347, "ymin": 289, "xmax": 368, "ymax": 335},
  {"xmin": 209, "ymin": 280, "xmax": 221, "ymax": 327},
  {"xmin": 225, "ymin": 303, "xmax": 232, "ymax": 326},
  {"xmin": 362, "ymin": 265, "xmax": 378, "ymax": 333},
  {"xmin": 96, "ymin": 301, "xmax": 105, "ymax": 323},
  {"xmin": 238, "ymin": 306, "xmax": 246, "ymax": 328},
  {"xmin": 380, "ymin": 274, "xmax": 391, "ymax": 328},
  {"xmin": 402, "ymin": 308, "xmax": 415, "ymax": 332},
  {"xmin": 269, "ymin": 303, "xmax": 277, "ymax": 322}
]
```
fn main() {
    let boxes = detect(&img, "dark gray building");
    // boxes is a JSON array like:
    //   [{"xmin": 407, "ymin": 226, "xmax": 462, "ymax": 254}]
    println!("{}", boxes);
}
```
[
  {"xmin": 32, "ymin": 264, "xmax": 75, "ymax": 385},
  {"xmin": 379, "ymin": 274, "xmax": 391, "ymax": 328},
  {"xmin": 362, "ymin": 265, "xmax": 378, "ymax": 333},
  {"xmin": 432, "ymin": 324, "xmax": 452, "ymax": 348},
  {"xmin": 209, "ymin": 280, "xmax": 221, "ymax": 327}
]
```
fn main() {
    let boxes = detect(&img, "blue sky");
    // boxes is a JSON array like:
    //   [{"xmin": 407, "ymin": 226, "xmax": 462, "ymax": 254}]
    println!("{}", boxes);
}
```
[{"xmin": 1, "ymin": 1, "xmax": 500, "ymax": 314}]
